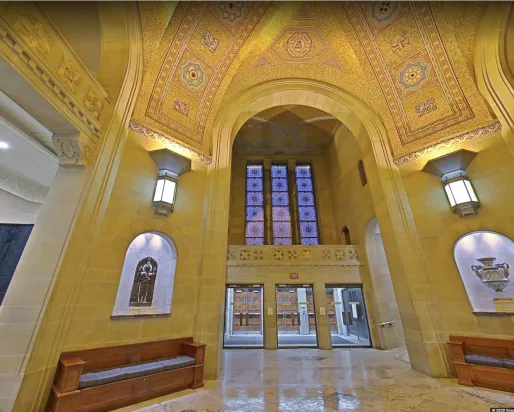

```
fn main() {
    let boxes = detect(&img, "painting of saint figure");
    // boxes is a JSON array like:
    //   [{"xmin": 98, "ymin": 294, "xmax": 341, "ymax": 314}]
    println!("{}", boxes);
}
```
[{"xmin": 130, "ymin": 257, "xmax": 158, "ymax": 307}]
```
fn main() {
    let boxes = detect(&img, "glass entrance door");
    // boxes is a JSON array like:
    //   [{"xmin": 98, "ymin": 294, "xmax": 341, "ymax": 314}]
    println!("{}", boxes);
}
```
[
  {"xmin": 224, "ymin": 285, "xmax": 263, "ymax": 348},
  {"xmin": 325, "ymin": 285, "xmax": 371, "ymax": 347},
  {"xmin": 276, "ymin": 284, "xmax": 317, "ymax": 347}
]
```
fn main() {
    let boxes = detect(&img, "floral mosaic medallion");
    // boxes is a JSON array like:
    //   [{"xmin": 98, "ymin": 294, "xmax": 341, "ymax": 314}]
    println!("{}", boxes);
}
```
[
  {"xmin": 181, "ymin": 61, "xmax": 205, "ymax": 89},
  {"xmin": 370, "ymin": 1, "xmax": 399, "ymax": 23},
  {"xmin": 286, "ymin": 32, "xmax": 313, "ymax": 58},
  {"xmin": 398, "ymin": 61, "xmax": 427, "ymax": 89},
  {"xmin": 218, "ymin": 2, "xmax": 244, "ymax": 22}
]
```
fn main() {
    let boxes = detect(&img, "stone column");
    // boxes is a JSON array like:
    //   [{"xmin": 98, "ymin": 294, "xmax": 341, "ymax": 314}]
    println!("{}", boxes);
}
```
[
  {"xmin": 287, "ymin": 159, "xmax": 300, "ymax": 245},
  {"xmin": 334, "ymin": 287, "xmax": 347, "ymax": 336},
  {"xmin": 224, "ymin": 288, "xmax": 234, "ymax": 338},
  {"xmin": 314, "ymin": 282, "xmax": 331, "ymax": 349},
  {"xmin": 297, "ymin": 288, "xmax": 309, "ymax": 335},
  {"xmin": 264, "ymin": 282, "xmax": 278, "ymax": 349},
  {"xmin": 263, "ymin": 160, "xmax": 272, "ymax": 245}
]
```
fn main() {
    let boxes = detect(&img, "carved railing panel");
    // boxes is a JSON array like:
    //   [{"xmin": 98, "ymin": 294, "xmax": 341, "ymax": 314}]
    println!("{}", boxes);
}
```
[{"xmin": 226, "ymin": 245, "xmax": 362, "ymax": 268}]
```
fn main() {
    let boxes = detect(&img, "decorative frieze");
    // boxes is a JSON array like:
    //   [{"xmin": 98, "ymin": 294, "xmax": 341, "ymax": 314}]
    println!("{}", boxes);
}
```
[
  {"xmin": 0, "ymin": 4, "xmax": 108, "ymax": 139},
  {"xmin": 128, "ymin": 121, "xmax": 213, "ymax": 165},
  {"xmin": 393, "ymin": 122, "xmax": 502, "ymax": 166},
  {"xmin": 226, "ymin": 245, "xmax": 362, "ymax": 268}
]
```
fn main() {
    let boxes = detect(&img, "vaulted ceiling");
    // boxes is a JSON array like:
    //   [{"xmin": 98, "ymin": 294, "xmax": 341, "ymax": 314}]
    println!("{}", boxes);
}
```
[
  {"xmin": 233, "ymin": 105, "xmax": 341, "ymax": 154},
  {"xmin": 131, "ymin": 1, "xmax": 497, "ymax": 162}
]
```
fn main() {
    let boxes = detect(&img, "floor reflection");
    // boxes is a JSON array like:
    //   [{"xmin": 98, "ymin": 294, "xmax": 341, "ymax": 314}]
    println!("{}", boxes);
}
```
[{"xmin": 121, "ymin": 348, "xmax": 514, "ymax": 412}]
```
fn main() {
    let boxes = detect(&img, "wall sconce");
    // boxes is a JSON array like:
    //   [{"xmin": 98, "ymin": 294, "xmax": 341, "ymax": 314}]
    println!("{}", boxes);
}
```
[
  {"xmin": 149, "ymin": 149, "xmax": 191, "ymax": 215},
  {"xmin": 422, "ymin": 149, "xmax": 480, "ymax": 217}
]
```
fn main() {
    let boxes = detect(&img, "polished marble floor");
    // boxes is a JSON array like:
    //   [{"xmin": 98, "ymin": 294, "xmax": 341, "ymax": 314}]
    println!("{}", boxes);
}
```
[{"xmin": 120, "ymin": 348, "xmax": 514, "ymax": 412}]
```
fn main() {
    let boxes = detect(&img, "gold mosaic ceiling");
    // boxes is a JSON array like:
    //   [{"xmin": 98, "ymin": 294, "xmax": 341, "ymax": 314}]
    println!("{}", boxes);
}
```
[
  {"xmin": 132, "ymin": 1, "xmax": 497, "ymax": 160},
  {"xmin": 233, "ymin": 105, "xmax": 341, "ymax": 154}
]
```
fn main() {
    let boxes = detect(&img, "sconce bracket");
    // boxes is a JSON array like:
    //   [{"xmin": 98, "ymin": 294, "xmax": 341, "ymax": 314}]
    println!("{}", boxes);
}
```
[
  {"xmin": 149, "ymin": 149, "xmax": 191, "ymax": 176},
  {"xmin": 422, "ymin": 149, "xmax": 477, "ymax": 178}
]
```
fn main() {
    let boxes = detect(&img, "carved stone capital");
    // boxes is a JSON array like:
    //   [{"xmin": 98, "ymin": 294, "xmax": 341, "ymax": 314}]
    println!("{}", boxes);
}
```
[{"xmin": 52, "ymin": 134, "xmax": 94, "ymax": 167}]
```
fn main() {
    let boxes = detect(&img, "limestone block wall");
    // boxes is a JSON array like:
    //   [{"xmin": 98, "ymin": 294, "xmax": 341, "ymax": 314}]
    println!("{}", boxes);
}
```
[
  {"xmin": 326, "ymin": 129, "xmax": 375, "ymax": 246},
  {"xmin": 400, "ymin": 133, "xmax": 514, "ymax": 356},
  {"xmin": 54, "ymin": 132, "xmax": 207, "ymax": 351},
  {"xmin": 228, "ymin": 153, "xmax": 338, "ymax": 245},
  {"xmin": 12, "ymin": 132, "xmax": 208, "ymax": 409}
]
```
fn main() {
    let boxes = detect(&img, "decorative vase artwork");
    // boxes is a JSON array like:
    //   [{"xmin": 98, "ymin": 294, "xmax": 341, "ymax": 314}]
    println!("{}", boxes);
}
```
[
  {"xmin": 454, "ymin": 231, "xmax": 514, "ymax": 314},
  {"xmin": 471, "ymin": 257, "xmax": 514, "ymax": 313}
]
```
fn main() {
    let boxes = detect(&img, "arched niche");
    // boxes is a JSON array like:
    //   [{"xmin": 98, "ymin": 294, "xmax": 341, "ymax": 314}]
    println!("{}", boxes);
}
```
[
  {"xmin": 112, "ymin": 231, "xmax": 177, "ymax": 317},
  {"xmin": 454, "ymin": 231, "xmax": 514, "ymax": 314}
]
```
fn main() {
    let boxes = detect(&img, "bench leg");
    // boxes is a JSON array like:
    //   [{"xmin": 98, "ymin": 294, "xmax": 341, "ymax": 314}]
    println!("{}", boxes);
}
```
[
  {"xmin": 454, "ymin": 363, "xmax": 474, "ymax": 387},
  {"xmin": 46, "ymin": 386, "xmax": 79, "ymax": 412},
  {"xmin": 190, "ymin": 365, "xmax": 204, "ymax": 389}
]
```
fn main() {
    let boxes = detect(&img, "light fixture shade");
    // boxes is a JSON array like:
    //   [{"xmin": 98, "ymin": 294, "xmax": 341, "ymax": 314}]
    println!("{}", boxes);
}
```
[
  {"xmin": 443, "ymin": 173, "xmax": 480, "ymax": 217},
  {"xmin": 422, "ymin": 150, "xmax": 480, "ymax": 218},
  {"xmin": 152, "ymin": 172, "xmax": 177, "ymax": 215},
  {"xmin": 148, "ymin": 149, "xmax": 191, "ymax": 216}
]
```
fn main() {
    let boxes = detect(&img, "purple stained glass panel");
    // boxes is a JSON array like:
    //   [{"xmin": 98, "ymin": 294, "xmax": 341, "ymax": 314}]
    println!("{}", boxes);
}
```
[
  {"xmin": 300, "ymin": 221, "xmax": 318, "ymax": 238},
  {"xmin": 273, "ymin": 238, "xmax": 292, "ymax": 245},
  {"xmin": 272, "ymin": 206, "xmax": 290, "ymax": 221},
  {"xmin": 273, "ymin": 221, "xmax": 291, "ymax": 238},
  {"xmin": 271, "ymin": 165, "xmax": 287, "ymax": 178},
  {"xmin": 299, "ymin": 206, "xmax": 316, "ymax": 221},
  {"xmin": 272, "ymin": 192, "xmax": 289, "ymax": 206},
  {"xmin": 246, "ymin": 207, "xmax": 264, "ymax": 221},
  {"xmin": 272, "ymin": 178, "xmax": 288, "ymax": 192},
  {"xmin": 247, "ymin": 165, "xmax": 263, "ymax": 177},
  {"xmin": 296, "ymin": 178, "xmax": 312, "ymax": 192},
  {"xmin": 246, "ymin": 192, "xmax": 263, "ymax": 206},
  {"xmin": 247, "ymin": 178, "xmax": 263, "ymax": 191},
  {"xmin": 300, "ymin": 237, "xmax": 319, "ymax": 245},
  {"xmin": 295, "ymin": 165, "xmax": 312, "ymax": 178},
  {"xmin": 298, "ymin": 192, "xmax": 314, "ymax": 206},
  {"xmin": 246, "ymin": 237, "xmax": 264, "ymax": 246},
  {"xmin": 246, "ymin": 222, "xmax": 264, "ymax": 237}
]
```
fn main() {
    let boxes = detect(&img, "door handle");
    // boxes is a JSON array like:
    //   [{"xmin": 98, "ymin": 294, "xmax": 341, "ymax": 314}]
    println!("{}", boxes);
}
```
[
  {"xmin": 292, "ymin": 313, "xmax": 295, "ymax": 326},
  {"xmin": 297, "ymin": 312, "xmax": 301, "ymax": 327},
  {"xmin": 348, "ymin": 313, "xmax": 353, "ymax": 325},
  {"xmin": 239, "ymin": 312, "xmax": 243, "ymax": 326},
  {"xmin": 246, "ymin": 312, "xmax": 249, "ymax": 326},
  {"xmin": 342, "ymin": 312, "xmax": 347, "ymax": 325}
]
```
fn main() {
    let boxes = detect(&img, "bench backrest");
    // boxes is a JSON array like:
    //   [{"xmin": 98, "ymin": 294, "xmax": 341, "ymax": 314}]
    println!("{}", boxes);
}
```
[
  {"xmin": 60, "ymin": 337, "xmax": 193, "ymax": 373},
  {"xmin": 449, "ymin": 335, "xmax": 514, "ymax": 359}
]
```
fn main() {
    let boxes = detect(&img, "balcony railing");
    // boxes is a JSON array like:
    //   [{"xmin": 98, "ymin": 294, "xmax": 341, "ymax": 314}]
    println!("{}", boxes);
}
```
[{"xmin": 226, "ymin": 245, "xmax": 362, "ymax": 268}]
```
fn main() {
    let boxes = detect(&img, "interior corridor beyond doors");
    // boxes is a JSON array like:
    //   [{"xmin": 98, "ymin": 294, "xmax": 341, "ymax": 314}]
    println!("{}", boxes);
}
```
[
  {"xmin": 223, "ymin": 285, "xmax": 264, "ymax": 348},
  {"xmin": 326, "ymin": 285, "xmax": 371, "ymax": 347},
  {"xmin": 276, "ymin": 284, "xmax": 318, "ymax": 348}
]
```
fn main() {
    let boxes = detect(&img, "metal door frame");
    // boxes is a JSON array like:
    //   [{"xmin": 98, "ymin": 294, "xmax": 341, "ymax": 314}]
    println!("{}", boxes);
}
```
[
  {"xmin": 325, "ymin": 283, "xmax": 372, "ymax": 348},
  {"xmin": 275, "ymin": 283, "xmax": 319, "ymax": 349},
  {"xmin": 223, "ymin": 284, "xmax": 265, "ymax": 349}
]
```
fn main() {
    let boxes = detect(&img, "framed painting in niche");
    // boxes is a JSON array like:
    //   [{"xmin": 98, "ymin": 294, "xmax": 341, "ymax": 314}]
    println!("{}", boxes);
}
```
[{"xmin": 112, "ymin": 231, "xmax": 177, "ymax": 318}]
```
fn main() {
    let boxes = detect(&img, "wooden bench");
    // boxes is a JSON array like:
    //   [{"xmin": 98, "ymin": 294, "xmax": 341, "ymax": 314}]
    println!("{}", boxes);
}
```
[
  {"xmin": 449, "ymin": 335, "xmax": 514, "ymax": 392},
  {"xmin": 46, "ymin": 337, "xmax": 206, "ymax": 412}
]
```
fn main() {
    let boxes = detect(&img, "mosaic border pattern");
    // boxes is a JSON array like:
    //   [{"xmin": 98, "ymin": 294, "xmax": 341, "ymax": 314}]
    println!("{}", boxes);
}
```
[{"xmin": 393, "ymin": 121, "xmax": 502, "ymax": 165}]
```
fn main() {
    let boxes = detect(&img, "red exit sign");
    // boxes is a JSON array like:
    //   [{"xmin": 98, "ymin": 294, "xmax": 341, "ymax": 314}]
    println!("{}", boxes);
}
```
[{"xmin": 290, "ymin": 273, "xmax": 299, "ymax": 279}]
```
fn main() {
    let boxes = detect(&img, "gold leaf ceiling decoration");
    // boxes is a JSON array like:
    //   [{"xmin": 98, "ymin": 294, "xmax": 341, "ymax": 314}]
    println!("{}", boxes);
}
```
[{"xmin": 132, "ymin": 1, "xmax": 497, "ymax": 160}]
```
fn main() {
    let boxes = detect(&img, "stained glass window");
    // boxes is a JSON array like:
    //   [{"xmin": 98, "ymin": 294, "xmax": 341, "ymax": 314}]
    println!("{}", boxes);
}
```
[
  {"xmin": 271, "ymin": 165, "xmax": 292, "ymax": 245},
  {"xmin": 245, "ymin": 164, "xmax": 264, "ymax": 245},
  {"xmin": 295, "ymin": 164, "xmax": 320, "ymax": 245}
]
